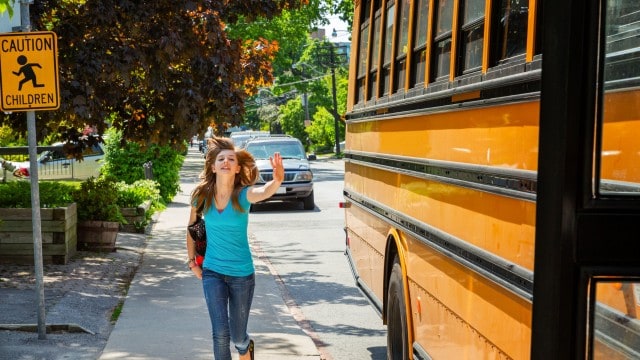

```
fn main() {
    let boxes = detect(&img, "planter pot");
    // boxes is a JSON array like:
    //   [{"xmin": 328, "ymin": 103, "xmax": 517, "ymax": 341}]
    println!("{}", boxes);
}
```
[
  {"xmin": 120, "ymin": 200, "xmax": 151, "ymax": 233},
  {"xmin": 77, "ymin": 220, "xmax": 119, "ymax": 252},
  {"xmin": 0, "ymin": 203, "xmax": 77, "ymax": 265}
]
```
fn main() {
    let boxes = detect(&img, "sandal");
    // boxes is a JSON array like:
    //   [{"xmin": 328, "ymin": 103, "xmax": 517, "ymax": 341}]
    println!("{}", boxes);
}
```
[{"xmin": 248, "ymin": 339, "xmax": 254, "ymax": 360}]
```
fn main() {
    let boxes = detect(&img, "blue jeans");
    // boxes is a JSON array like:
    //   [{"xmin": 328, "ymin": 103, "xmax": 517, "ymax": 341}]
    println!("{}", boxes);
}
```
[{"xmin": 202, "ymin": 269, "xmax": 255, "ymax": 360}]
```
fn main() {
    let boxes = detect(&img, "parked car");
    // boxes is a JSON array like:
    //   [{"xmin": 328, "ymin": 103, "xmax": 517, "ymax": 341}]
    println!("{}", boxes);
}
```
[
  {"xmin": 3, "ymin": 142, "xmax": 105, "ymax": 181},
  {"xmin": 230, "ymin": 131, "xmax": 270, "ymax": 148},
  {"xmin": 244, "ymin": 136, "xmax": 315, "ymax": 210}
]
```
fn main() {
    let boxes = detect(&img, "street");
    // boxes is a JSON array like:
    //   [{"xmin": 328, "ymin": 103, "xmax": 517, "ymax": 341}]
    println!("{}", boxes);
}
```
[{"xmin": 249, "ymin": 157, "xmax": 388, "ymax": 360}]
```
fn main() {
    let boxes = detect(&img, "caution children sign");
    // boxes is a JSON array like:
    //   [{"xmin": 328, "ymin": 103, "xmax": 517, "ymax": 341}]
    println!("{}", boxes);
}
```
[{"xmin": 0, "ymin": 31, "xmax": 60, "ymax": 111}]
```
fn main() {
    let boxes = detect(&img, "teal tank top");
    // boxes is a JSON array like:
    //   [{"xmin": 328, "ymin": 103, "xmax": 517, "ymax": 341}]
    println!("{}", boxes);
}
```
[{"xmin": 201, "ymin": 186, "xmax": 254, "ymax": 276}]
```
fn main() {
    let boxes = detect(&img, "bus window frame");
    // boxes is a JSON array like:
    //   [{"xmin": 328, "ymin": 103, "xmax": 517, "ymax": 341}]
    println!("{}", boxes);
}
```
[
  {"xmin": 430, "ymin": 0, "xmax": 454, "ymax": 83},
  {"xmin": 393, "ymin": 0, "xmax": 412, "ymax": 95},
  {"xmin": 409, "ymin": 0, "xmax": 430, "ymax": 89},
  {"xmin": 368, "ymin": 7, "xmax": 383, "ymax": 102},
  {"xmin": 456, "ymin": 0, "xmax": 485, "ymax": 76},
  {"xmin": 489, "ymin": 0, "xmax": 531, "ymax": 67},
  {"xmin": 357, "ymin": 19, "xmax": 371, "ymax": 105},
  {"xmin": 380, "ymin": 1, "xmax": 395, "ymax": 98}
]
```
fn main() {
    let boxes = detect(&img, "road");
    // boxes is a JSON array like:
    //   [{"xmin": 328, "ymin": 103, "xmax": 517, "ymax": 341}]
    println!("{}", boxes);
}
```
[{"xmin": 249, "ymin": 157, "xmax": 388, "ymax": 360}]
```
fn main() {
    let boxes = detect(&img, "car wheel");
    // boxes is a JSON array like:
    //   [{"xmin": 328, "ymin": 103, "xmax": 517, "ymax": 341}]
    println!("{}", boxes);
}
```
[
  {"xmin": 302, "ymin": 191, "xmax": 315, "ymax": 210},
  {"xmin": 387, "ymin": 256, "xmax": 409, "ymax": 360}
]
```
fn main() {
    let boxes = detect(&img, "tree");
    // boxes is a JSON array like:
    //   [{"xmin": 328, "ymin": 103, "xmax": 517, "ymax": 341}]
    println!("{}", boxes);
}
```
[
  {"xmin": 256, "ymin": 103, "xmax": 280, "ymax": 133},
  {"xmin": 305, "ymin": 106, "xmax": 334, "ymax": 150},
  {"xmin": 331, "ymin": 0, "xmax": 354, "ymax": 31},
  {"xmin": 1, "ymin": 0, "xmax": 308, "ymax": 155},
  {"xmin": 0, "ymin": 0, "xmax": 14, "ymax": 17},
  {"xmin": 226, "ymin": 1, "xmax": 329, "ymax": 76},
  {"xmin": 278, "ymin": 96, "xmax": 307, "ymax": 145},
  {"xmin": 264, "ymin": 38, "xmax": 346, "ymax": 150}
]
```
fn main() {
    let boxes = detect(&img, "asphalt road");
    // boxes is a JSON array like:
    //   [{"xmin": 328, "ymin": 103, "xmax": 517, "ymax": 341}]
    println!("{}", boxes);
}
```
[{"xmin": 248, "ymin": 157, "xmax": 388, "ymax": 360}]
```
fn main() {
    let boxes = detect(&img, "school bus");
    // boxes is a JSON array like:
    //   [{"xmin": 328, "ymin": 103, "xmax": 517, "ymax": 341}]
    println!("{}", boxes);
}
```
[{"xmin": 341, "ymin": 0, "xmax": 640, "ymax": 359}]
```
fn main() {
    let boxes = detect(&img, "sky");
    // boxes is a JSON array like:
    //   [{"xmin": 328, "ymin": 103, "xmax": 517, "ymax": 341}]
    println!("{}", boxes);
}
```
[{"xmin": 322, "ymin": 14, "xmax": 350, "ymax": 43}]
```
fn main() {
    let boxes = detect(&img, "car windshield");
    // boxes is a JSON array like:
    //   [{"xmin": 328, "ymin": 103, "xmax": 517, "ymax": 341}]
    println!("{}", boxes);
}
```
[
  {"xmin": 231, "ymin": 135, "xmax": 252, "ymax": 148},
  {"xmin": 246, "ymin": 142, "xmax": 305, "ymax": 160}
]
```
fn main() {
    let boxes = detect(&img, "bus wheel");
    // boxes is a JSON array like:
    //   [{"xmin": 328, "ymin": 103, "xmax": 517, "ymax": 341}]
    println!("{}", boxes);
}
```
[{"xmin": 387, "ymin": 256, "xmax": 409, "ymax": 360}]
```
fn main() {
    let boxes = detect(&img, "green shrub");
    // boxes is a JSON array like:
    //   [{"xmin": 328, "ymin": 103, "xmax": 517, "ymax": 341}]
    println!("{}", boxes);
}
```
[
  {"xmin": 116, "ymin": 179, "xmax": 162, "ymax": 208},
  {"xmin": 0, "ymin": 125, "xmax": 27, "ymax": 147},
  {"xmin": 102, "ymin": 128, "xmax": 183, "ymax": 203},
  {"xmin": 72, "ymin": 177, "xmax": 125, "ymax": 223},
  {"xmin": 0, "ymin": 181, "xmax": 76, "ymax": 208}
]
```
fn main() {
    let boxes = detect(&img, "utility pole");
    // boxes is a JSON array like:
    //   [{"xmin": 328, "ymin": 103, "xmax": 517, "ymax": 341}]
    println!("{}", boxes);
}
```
[{"xmin": 302, "ymin": 92, "xmax": 310, "ymax": 126}]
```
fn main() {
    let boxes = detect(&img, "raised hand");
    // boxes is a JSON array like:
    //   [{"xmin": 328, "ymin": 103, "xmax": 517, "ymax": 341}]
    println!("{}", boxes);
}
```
[{"xmin": 270, "ymin": 152, "xmax": 284, "ymax": 183}]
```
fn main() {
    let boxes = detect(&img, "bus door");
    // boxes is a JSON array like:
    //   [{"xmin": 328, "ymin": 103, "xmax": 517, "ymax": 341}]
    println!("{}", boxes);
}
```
[{"xmin": 533, "ymin": 0, "xmax": 640, "ymax": 359}]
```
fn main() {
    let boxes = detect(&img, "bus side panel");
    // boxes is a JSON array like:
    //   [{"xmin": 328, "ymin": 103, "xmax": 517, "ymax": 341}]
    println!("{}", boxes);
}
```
[
  {"xmin": 346, "ymin": 101, "xmax": 540, "ymax": 171},
  {"xmin": 345, "ymin": 204, "xmax": 389, "ymax": 304},
  {"xmin": 345, "ymin": 162, "xmax": 536, "ymax": 271},
  {"xmin": 407, "ymin": 235, "xmax": 532, "ymax": 360}
]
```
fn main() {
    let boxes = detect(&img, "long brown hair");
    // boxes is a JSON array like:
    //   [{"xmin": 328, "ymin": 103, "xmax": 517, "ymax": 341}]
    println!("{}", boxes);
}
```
[{"xmin": 191, "ymin": 137, "xmax": 258, "ymax": 213}]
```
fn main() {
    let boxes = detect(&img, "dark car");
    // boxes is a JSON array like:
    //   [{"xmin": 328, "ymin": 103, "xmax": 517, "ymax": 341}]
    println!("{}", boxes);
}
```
[{"xmin": 244, "ymin": 136, "xmax": 315, "ymax": 210}]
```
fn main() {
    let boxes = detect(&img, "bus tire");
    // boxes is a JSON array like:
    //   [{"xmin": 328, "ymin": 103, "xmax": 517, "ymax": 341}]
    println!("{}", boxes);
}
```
[{"xmin": 387, "ymin": 256, "xmax": 409, "ymax": 360}]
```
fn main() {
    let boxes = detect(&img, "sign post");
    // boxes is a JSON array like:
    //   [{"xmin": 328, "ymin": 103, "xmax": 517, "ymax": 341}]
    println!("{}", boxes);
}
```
[{"xmin": 1, "ymin": 1, "xmax": 60, "ymax": 340}]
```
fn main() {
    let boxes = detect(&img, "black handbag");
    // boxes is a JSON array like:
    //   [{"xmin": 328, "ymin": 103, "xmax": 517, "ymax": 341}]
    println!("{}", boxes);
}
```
[{"xmin": 188, "ymin": 207, "xmax": 206, "ymax": 256}]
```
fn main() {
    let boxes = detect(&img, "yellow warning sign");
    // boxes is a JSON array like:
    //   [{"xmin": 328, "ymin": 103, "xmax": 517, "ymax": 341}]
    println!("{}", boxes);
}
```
[{"xmin": 0, "ymin": 31, "xmax": 59, "ymax": 111}]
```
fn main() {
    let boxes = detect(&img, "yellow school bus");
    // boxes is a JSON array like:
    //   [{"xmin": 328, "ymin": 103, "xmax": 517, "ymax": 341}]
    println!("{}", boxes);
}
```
[{"xmin": 341, "ymin": 0, "xmax": 640, "ymax": 359}]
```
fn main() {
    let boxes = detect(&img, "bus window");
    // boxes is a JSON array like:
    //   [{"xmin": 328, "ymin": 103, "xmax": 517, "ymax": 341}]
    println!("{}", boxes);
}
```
[
  {"xmin": 431, "ymin": 0, "xmax": 454, "ymax": 81},
  {"xmin": 357, "ymin": 21, "xmax": 370, "ymax": 105},
  {"xmin": 591, "ymin": 279, "xmax": 640, "ymax": 359},
  {"xmin": 368, "ymin": 7, "xmax": 382, "ymax": 101},
  {"xmin": 410, "ymin": 0, "xmax": 429, "ymax": 88},
  {"xmin": 491, "ymin": 0, "xmax": 529, "ymax": 65},
  {"xmin": 457, "ymin": 0, "xmax": 485, "ymax": 75},
  {"xmin": 599, "ymin": 0, "xmax": 640, "ymax": 196},
  {"xmin": 380, "ymin": 1, "xmax": 395, "ymax": 96},
  {"xmin": 393, "ymin": 0, "xmax": 411, "ymax": 93},
  {"xmin": 355, "ymin": 0, "xmax": 374, "ymax": 105}
]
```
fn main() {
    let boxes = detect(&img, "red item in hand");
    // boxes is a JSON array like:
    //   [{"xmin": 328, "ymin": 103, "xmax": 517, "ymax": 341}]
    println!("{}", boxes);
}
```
[{"xmin": 195, "ymin": 255, "xmax": 204, "ymax": 267}]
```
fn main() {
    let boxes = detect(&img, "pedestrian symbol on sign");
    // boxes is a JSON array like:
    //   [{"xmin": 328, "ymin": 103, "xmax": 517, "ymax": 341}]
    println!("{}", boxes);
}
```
[{"xmin": 12, "ymin": 55, "xmax": 45, "ymax": 91}]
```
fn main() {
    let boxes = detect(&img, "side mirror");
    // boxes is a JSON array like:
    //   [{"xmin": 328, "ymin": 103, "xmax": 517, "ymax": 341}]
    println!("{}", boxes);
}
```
[{"xmin": 307, "ymin": 153, "xmax": 317, "ymax": 161}]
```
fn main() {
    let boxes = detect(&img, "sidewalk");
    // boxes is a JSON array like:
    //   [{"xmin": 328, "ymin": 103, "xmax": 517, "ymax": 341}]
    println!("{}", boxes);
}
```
[
  {"xmin": 99, "ymin": 147, "xmax": 321, "ymax": 359},
  {"xmin": 0, "ymin": 147, "xmax": 321, "ymax": 360}
]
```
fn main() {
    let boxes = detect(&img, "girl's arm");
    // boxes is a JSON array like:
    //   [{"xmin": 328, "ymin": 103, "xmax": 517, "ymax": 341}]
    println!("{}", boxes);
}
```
[
  {"xmin": 247, "ymin": 152, "xmax": 284, "ymax": 204},
  {"xmin": 186, "ymin": 205, "xmax": 202, "ymax": 278}
]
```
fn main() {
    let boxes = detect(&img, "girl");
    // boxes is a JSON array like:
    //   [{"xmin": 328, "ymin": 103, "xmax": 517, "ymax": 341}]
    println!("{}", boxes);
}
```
[{"xmin": 186, "ymin": 137, "xmax": 284, "ymax": 360}]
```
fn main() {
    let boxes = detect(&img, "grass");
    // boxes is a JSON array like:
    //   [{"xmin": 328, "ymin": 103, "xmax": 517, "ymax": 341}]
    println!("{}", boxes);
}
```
[{"xmin": 110, "ymin": 299, "xmax": 125, "ymax": 323}]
